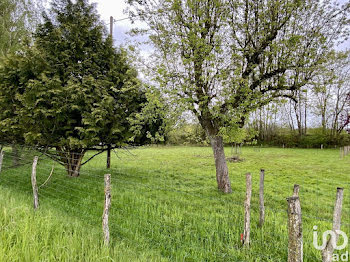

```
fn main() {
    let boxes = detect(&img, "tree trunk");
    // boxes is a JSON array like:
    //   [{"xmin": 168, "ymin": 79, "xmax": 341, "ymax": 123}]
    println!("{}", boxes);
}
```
[
  {"xmin": 64, "ymin": 151, "xmax": 85, "ymax": 177},
  {"xmin": 209, "ymin": 135, "xmax": 232, "ymax": 193},
  {"xmin": 106, "ymin": 145, "xmax": 111, "ymax": 169}
]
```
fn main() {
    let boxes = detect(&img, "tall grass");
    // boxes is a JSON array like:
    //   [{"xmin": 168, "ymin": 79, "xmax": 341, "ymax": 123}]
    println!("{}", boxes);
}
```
[
  {"xmin": 0, "ymin": 187, "xmax": 167, "ymax": 262},
  {"xmin": 0, "ymin": 146, "xmax": 349, "ymax": 261}
]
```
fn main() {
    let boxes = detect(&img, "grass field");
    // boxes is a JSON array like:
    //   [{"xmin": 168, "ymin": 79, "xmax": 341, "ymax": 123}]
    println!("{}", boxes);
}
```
[{"xmin": 0, "ymin": 146, "xmax": 349, "ymax": 261}]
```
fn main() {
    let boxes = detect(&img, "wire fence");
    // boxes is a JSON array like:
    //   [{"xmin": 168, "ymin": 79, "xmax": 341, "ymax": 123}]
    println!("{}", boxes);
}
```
[{"xmin": 0, "ymin": 144, "xmax": 349, "ymax": 261}]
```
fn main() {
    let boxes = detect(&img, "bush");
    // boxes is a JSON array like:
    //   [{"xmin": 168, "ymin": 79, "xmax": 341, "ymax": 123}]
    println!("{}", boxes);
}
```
[
  {"xmin": 257, "ymin": 127, "xmax": 350, "ymax": 148},
  {"xmin": 167, "ymin": 124, "xmax": 208, "ymax": 146}
]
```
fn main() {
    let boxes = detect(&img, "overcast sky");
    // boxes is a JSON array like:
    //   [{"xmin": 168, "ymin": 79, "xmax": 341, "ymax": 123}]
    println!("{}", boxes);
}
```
[
  {"xmin": 92, "ymin": 0, "xmax": 138, "ymax": 46},
  {"xmin": 93, "ymin": 0, "xmax": 350, "ymax": 50}
]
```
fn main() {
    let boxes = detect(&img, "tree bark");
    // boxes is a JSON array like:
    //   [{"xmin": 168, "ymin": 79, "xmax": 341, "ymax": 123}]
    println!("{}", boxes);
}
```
[
  {"xmin": 103, "ymin": 174, "xmax": 111, "ymax": 245},
  {"xmin": 63, "ymin": 151, "xmax": 85, "ymax": 177},
  {"xmin": 243, "ymin": 173, "xmax": 252, "ymax": 245},
  {"xmin": 322, "ymin": 187, "xmax": 344, "ymax": 262},
  {"xmin": 209, "ymin": 135, "xmax": 232, "ymax": 193},
  {"xmin": 287, "ymin": 196, "xmax": 303, "ymax": 262},
  {"xmin": 199, "ymin": 114, "xmax": 232, "ymax": 193},
  {"xmin": 259, "ymin": 169, "xmax": 265, "ymax": 227},
  {"xmin": 31, "ymin": 156, "xmax": 39, "ymax": 210}
]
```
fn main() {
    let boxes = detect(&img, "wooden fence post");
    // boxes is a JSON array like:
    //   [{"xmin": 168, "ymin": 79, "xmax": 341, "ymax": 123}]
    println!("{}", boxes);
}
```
[
  {"xmin": 293, "ymin": 184, "xmax": 300, "ymax": 197},
  {"xmin": 31, "ymin": 156, "xmax": 39, "ymax": 210},
  {"xmin": 0, "ymin": 149, "xmax": 4, "ymax": 173},
  {"xmin": 259, "ymin": 169, "xmax": 265, "ymax": 227},
  {"xmin": 287, "ymin": 196, "xmax": 303, "ymax": 262},
  {"xmin": 340, "ymin": 147, "xmax": 344, "ymax": 159},
  {"xmin": 322, "ymin": 187, "xmax": 344, "ymax": 262},
  {"xmin": 243, "ymin": 172, "xmax": 252, "ymax": 246},
  {"xmin": 321, "ymin": 144, "xmax": 324, "ymax": 150},
  {"xmin": 103, "ymin": 174, "xmax": 111, "ymax": 245}
]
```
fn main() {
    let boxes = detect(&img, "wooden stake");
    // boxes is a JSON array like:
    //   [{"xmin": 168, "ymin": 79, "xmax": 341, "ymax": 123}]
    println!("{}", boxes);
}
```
[
  {"xmin": 31, "ymin": 156, "xmax": 39, "ymax": 210},
  {"xmin": 243, "ymin": 172, "xmax": 252, "ymax": 246},
  {"xmin": 0, "ymin": 149, "xmax": 3, "ymax": 173},
  {"xmin": 340, "ymin": 147, "xmax": 344, "ymax": 159},
  {"xmin": 287, "ymin": 196, "xmax": 303, "ymax": 262},
  {"xmin": 259, "ymin": 169, "xmax": 265, "ymax": 227},
  {"xmin": 293, "ymin": 184, "xmax": 300, "ymax": 197},
  {"xmin": 322, "ymin": 187, "xmax": 344, "ymax": 262},
  {"xmin": 103, "ymin": 174, "xmax": 111, "ymax": 245}
]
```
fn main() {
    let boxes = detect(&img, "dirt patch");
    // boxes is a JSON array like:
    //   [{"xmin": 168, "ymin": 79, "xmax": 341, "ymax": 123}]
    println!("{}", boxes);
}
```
[
  {"xmin": 227, "ymin": 156, "xmax": 244, "ymax": 163},
  {"xmin": 194, "ymin": 155, "xmax": 212, "ymax": 158}
]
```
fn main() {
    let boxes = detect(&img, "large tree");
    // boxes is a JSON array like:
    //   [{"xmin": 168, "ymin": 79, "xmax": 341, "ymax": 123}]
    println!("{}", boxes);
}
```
[
  {"xmin": 128, "ymin": 0, "xmax": 350, "ymax": 193},
  {"xmin": 0, "ymin": 0, "xmax": 145, "ymax": 176}
]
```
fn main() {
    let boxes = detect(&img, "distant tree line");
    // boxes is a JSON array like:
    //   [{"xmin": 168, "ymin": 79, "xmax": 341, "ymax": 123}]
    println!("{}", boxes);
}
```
[
  {"xmin": 248, "ymin": 52, "xmax": 350, "ymax": 147},
  {"xmin": 166, "ymin": 52, "xmax": 350, "ymax": 148}
]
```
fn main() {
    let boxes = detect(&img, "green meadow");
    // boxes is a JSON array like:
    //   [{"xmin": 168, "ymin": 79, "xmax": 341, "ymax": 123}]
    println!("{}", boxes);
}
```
[{"xmin": 0, "ymin": 146, "xmax": 349, "ymax": 261}]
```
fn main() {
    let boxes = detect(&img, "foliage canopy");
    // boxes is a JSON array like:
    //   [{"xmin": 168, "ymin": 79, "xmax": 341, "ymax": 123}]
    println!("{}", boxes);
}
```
[
  {"xmin": 128, "ymin": 0, "xmax": 350, "ymax": 192},
  {"xmin": 0, "ymin": 0, "xmax": 147, "ymax": 175}
]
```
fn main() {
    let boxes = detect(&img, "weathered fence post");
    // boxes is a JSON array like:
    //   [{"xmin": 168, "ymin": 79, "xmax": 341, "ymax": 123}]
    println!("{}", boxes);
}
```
[
  {"xmin": 103, "ymin": 174, "xmax": 111, "ymax": 245},
  {"xmin": 243, "ymin": 172, "xmax": 252, "ymax": 246},
  {"xmin": 322, "ymin": 187, "xmax": 344, "ymax": 262},
  {"xmin": 31, "ymin": 156, "xmax": 39, "ymax": 210},
  {"xmin": 340, "ymin": 147, "xmax": 344, "ymax": 159},
  {"xmin": 293, "ymin": 184, "xmax": 300, "ymax": 197},
  {"xmin": 287, "ymin": 196, "xmax": 303, "ymax": 262},
  {"xmin": 259, "ymin": 169, "xmax": 265, "ymax": 227},
  {"xmin": 321, "ymin": 144, "xmax": 324, "ymax": 150},
  {"xmin": 0, "ymin": 149, "xmax": 4, "ymax": 173}
]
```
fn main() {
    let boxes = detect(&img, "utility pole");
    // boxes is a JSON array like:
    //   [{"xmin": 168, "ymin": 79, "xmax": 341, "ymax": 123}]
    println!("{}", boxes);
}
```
[{"xmin": 110, "ymin": 16, "xmax": 113, "ymax": 38}]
